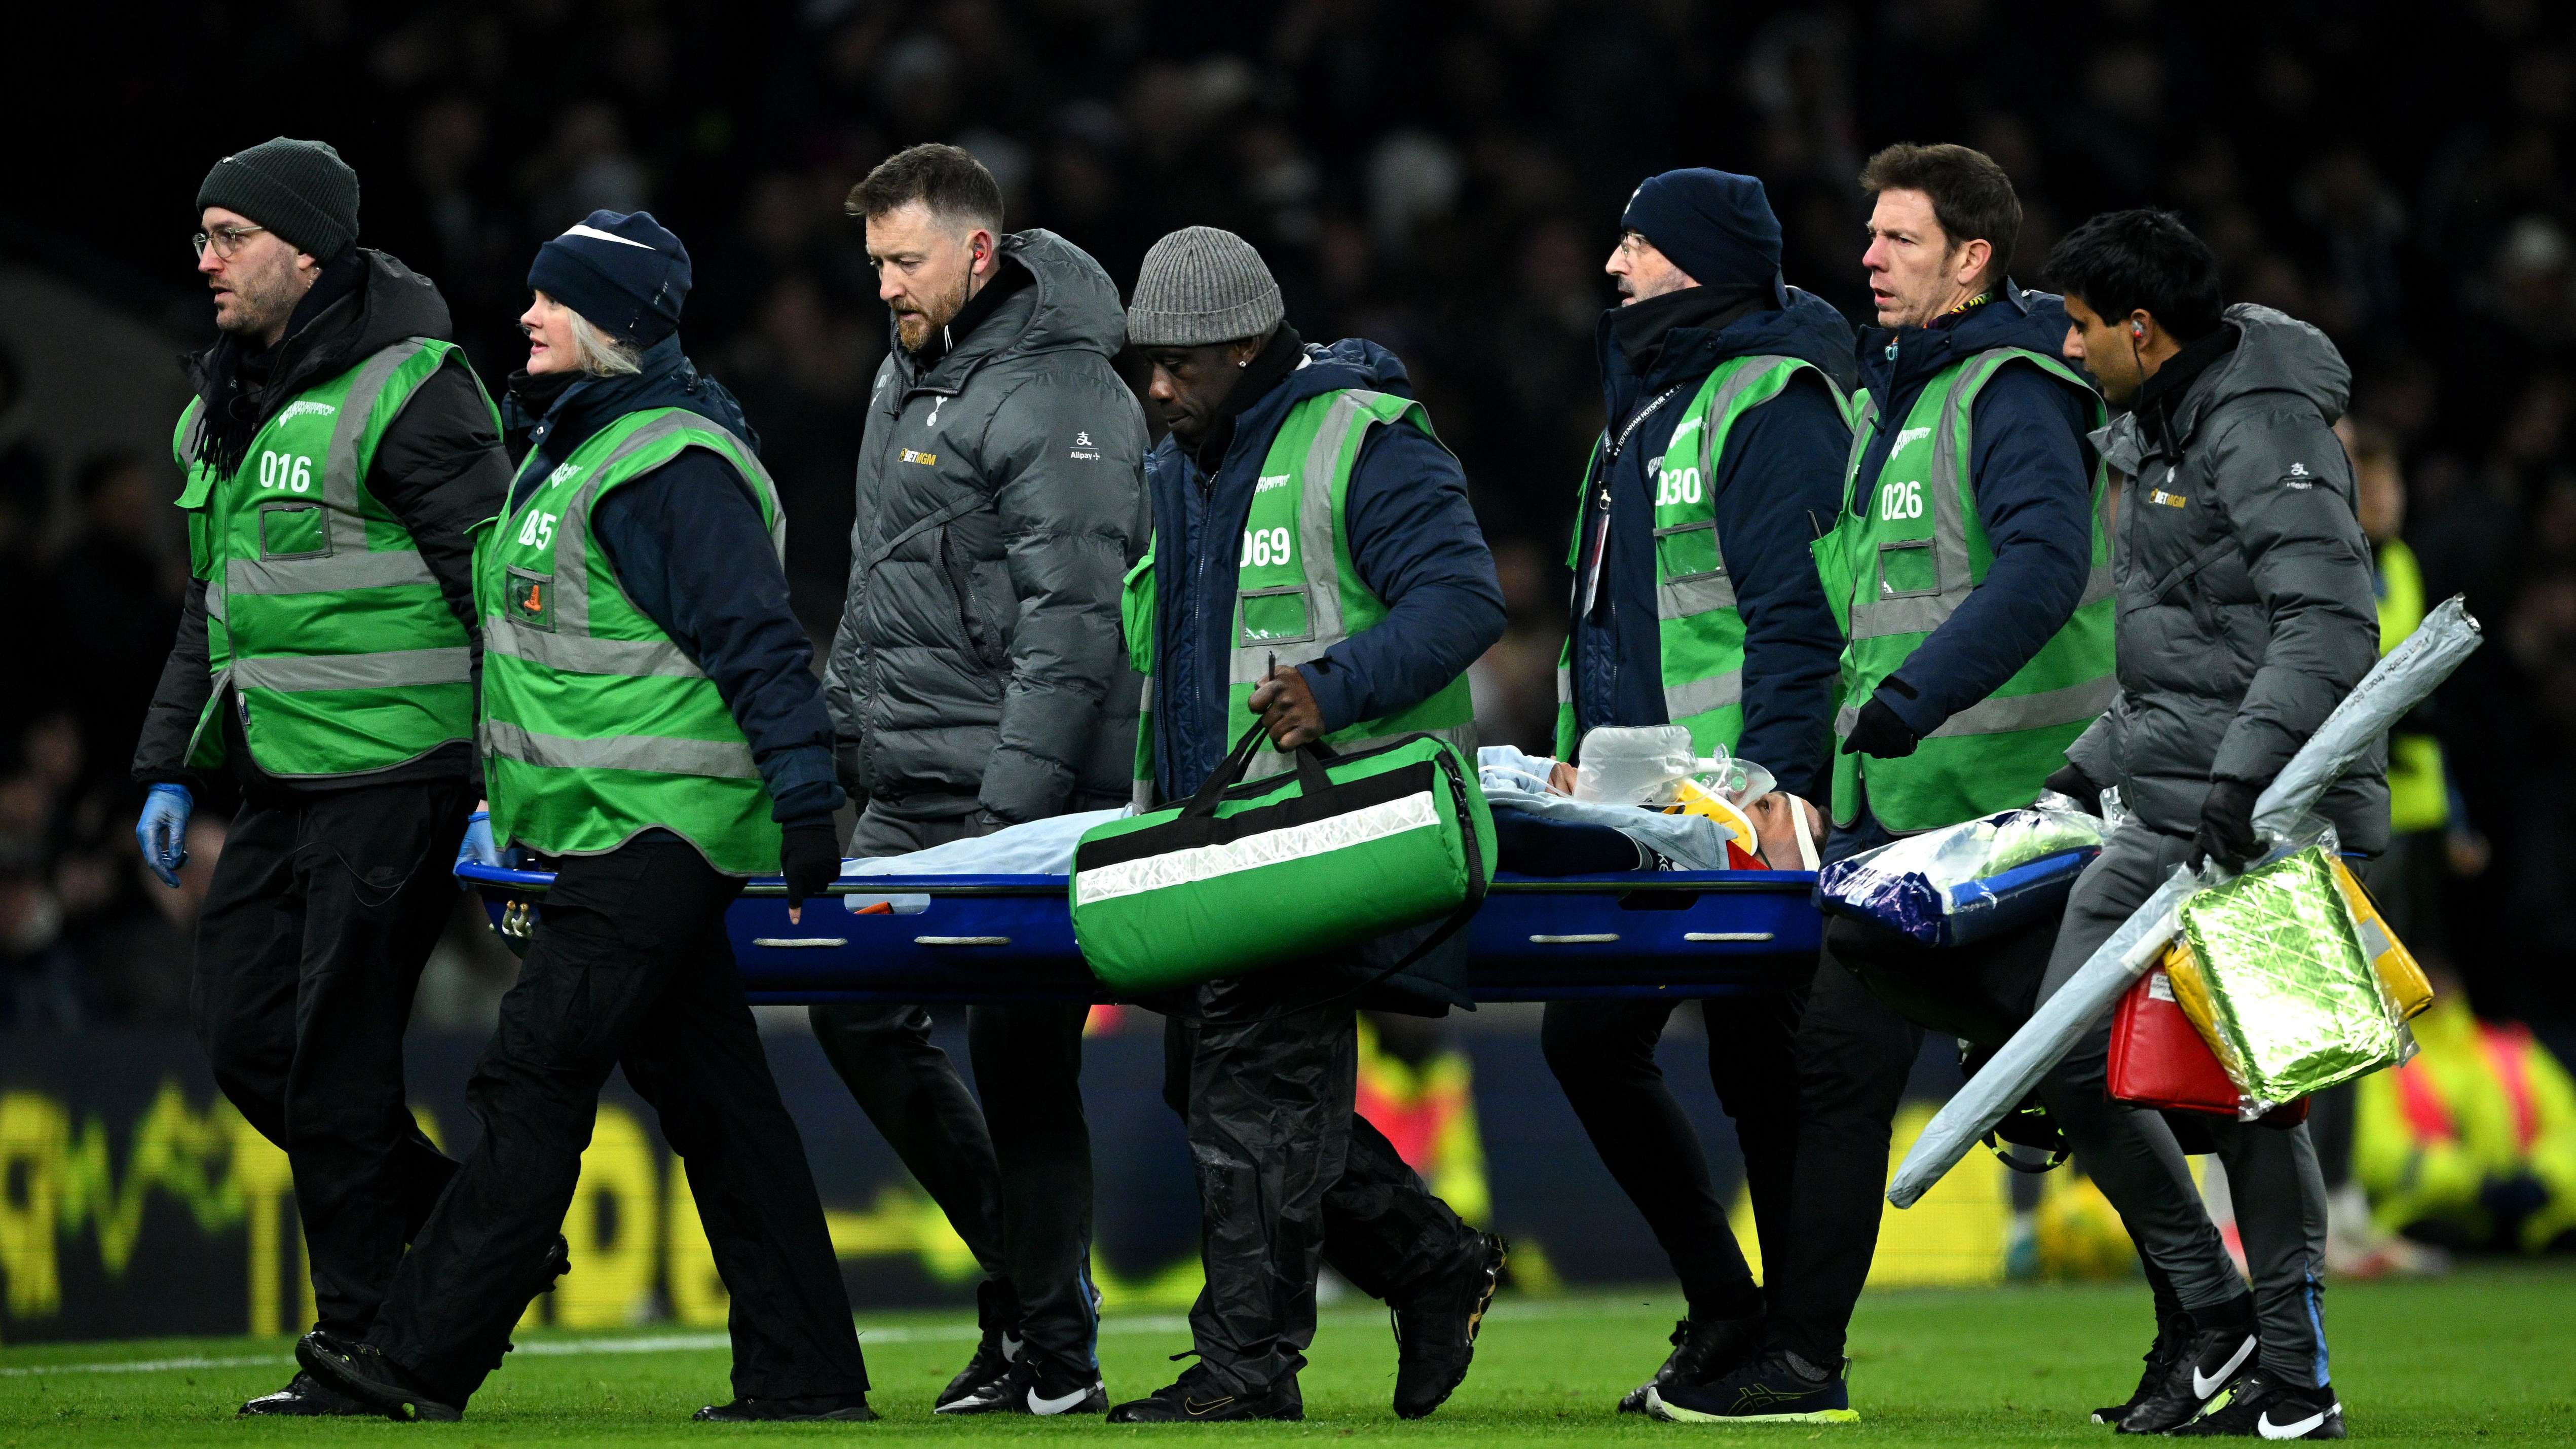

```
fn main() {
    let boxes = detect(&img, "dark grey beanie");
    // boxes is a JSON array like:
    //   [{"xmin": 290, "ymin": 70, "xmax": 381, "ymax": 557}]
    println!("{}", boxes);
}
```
[
  {"xmin": 198, "ymin": 138, "xmax": 360, "ymax": 261},
  {"xmin": 1128, "ymin": 227, "xmax": 1284, "ymax": 346}
]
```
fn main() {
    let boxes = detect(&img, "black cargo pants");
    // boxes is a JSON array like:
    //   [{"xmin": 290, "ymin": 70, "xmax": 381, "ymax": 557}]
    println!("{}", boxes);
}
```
[
  {"xmin": 192, "ymin": 776, "xmax": 471, "ymax": 1339},
  {"xmin": 1160, "ymin": 973, "xmax": 1479, "ymax": 1398},
  {"xmin": 368, "ymin": 832, "xmax": 868, "ymax": 1406}
]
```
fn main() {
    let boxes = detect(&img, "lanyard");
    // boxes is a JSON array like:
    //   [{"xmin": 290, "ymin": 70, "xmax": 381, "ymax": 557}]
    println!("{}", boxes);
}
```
[{"xmin": 1576, "ymin": 384, "xmax": 1685, "ymax": 620}]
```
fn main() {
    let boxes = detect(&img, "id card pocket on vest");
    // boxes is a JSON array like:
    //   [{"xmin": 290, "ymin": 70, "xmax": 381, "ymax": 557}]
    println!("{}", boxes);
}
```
[
  {"xmin": 1875, "ymin": 537, "xmax": 1940, "ymax": 598},
  {"xmin": 1236, "ymin": 585, "xmax": 1313, "ymax": 646},
  {"xmin": 255, "ymin": 499, "xmax": 332, "ymax": 560},
  {"xmin": 1652, "ymin": 518, "xmax": 1725, "ymax": 582},
  {"xmin": 506, "ymin": 566, "xmax": 556, "ymax": 631}
]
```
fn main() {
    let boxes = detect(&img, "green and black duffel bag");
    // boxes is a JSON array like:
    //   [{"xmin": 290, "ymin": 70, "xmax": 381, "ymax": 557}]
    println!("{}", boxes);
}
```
[{"xmin": 1071, "ymin": 722, "xmax": 1494, "ymax": 996}]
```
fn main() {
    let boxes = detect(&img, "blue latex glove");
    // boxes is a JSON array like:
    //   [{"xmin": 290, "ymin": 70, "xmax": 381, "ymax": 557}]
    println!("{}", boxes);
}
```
[
  {"xmin": 456, "ymin": 807, "xmax": 500, "ymax": 887},
  {"xmin": 137, "ymin": 784, "xmax": 193, "ymax": 888}
]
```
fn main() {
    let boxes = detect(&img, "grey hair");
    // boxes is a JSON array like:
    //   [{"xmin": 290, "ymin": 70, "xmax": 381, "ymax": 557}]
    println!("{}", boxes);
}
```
[{"xmin": 565, "ymin": 309, "xmax": 643, "ymax": 377}]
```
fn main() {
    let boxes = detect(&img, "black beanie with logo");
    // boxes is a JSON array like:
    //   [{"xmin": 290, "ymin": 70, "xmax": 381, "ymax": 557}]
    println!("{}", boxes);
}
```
[{"xmin": 197, "ymin": 137, "xmax": 361, "ymax": 261}]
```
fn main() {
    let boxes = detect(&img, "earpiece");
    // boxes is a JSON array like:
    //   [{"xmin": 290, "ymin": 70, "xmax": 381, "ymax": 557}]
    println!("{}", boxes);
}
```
[{"xmin": 2131, "ymin": 321, "xmax": 2146, "ymax": 339}]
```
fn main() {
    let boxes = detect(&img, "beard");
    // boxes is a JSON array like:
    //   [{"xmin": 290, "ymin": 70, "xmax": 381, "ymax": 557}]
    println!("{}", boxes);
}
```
[
  {"xmin": 213, "ymin": 251, "xmax": 300, "ymax": 338},
  {"xmin": 894, "ymin": 270, "xmax": 974, "ymax": 353}
]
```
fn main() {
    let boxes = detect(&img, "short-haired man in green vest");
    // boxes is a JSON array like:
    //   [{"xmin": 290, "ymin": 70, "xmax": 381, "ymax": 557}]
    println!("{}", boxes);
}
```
[
  {"xmin": 1645, "ymin": 143, "xmax": 2139, "ymax": 1425},
  {"xmin": 1107, "ymin": 227, "xmax": 1508, "ymax": 1423},
  {"xmin": 131, "ymin": 138, "xmax": 512, "ymax": 1418},
  {"xmin": 1538, "ymin": 167, "xmax": 1854, "ymax": 1414},
  {"xmin": 296, "ymin": 211, "xmax": 871, "ymax": 1425}
]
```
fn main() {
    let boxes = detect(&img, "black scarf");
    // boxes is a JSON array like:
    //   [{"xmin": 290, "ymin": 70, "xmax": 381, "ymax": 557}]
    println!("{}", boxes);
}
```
[
  {"xmin": 191, "ymin": 252, "xmax": 366, "ymax": 477},
  {"xmin": 2136, "ymin": 324, "xmax": 2241, "ymax": 451},
  {"xmin": 1193, "ymin": 323, "xmax": 1306, "ymax": 475},
  {"xmin": 1606, "ymin": 281, "xmax": 1771, "ymax": 378}
]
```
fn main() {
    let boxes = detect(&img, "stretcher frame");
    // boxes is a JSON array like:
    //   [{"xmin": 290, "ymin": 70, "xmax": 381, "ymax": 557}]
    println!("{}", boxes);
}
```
[{"xmin": 457, "ymin": 862, "xmax": 1820, "ymax": 1004}]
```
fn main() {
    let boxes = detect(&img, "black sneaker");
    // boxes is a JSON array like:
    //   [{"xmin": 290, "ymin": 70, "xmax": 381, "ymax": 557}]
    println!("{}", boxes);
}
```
[
  {"xmin": 1104, "ymin": 1366, "xmax": 1301, "ymax": 1423},
  {"xmin": 2116, "ymin": 1324, "xmax": 2256, "ymax": 1434},
  {"xmin": 938, "ymin": 1279, "xmax": 1023, "ymax": 1409},
  {"xmin": 1390, "ymin": 1232, "xmax": 1505, "ymax": 1419},
  {"xmin": 693, "ymin": 1394, "xmax": 877, "ymax": 1422},
  {"xmin": 2171, "ymin": 1371, "xmax": 2344, "ymax": 1439},
  {"xmin": 937, "ymin": 1355, "xmax": 1108, "ymax": 1417},
  {"xmin": 2092, "ymin": 1310, "xmax": 2193, "ymax": 1425},
  {"xmin": 238, "ymin": 1370, "xmax": 367, "ymax": 1417},
  {"xmin": 1616, "ymin": 1315, "xmax": 1762, "ymax": 1415},
  {"xmin": 1643, "ymin": 1349, "xmax": 1857, "ymax": 1425},
  {"xmin": 294, "ymin": 1331, "xmax": 462, "ymax": 1423}
]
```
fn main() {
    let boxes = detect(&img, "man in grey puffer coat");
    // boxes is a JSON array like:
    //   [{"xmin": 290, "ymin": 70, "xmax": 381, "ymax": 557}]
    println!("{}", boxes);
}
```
[
  {"xmin": 813, "ymin": 145, "xmax": 1148, "ymax": 1417},
  {"xmin": 2040, "ymin": 211, "xmax": 2377, "ymax": 1440}
]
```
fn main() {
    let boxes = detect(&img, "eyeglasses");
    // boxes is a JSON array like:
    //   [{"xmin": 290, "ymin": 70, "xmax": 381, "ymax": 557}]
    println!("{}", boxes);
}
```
[{"xmin": 191, "ymin": 224, "xmax": 269, "ymax": 261}]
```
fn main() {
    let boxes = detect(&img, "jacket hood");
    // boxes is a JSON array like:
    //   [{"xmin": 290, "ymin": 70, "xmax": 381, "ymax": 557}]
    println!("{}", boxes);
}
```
[
  {"xmin": 189, "ymin": 248, "xmax": 455, "ymax": 400},
  {"xmin": 505, "ymin": 335, "xmax": 757, "ymax": 496},
  {"xmin": 1856, "ymin": 278, "xmax": 2076, "ymax": 399},
  {"xmin": 1706, "ymin": 285, "xmax": 1860, "ymax": 395},
  {"xmin": 895, "ymin": 229, "xmax": 1127, "ymax": 391},
  {"xmin": 2176, "ymin": 304, "xmax": 2350, "ymax": 436},
  {"xmin": 2092, "ymin": 304, "xmax": 2349, "ymax": 474},
  {"xmin": 1153, "ymin": 337, "xmax": 1414, "ymax": 478}
]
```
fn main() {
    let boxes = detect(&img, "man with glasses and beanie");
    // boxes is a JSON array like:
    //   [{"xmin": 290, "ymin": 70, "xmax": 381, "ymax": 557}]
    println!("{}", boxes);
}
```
[
  {"xmin": 132, "ymin": 137, "xmax": 513, "ymax": 1418},
  {"xmin": 1540, "ymin": 167, "xmax": 1852, "ymax": 1414},
  {"xmin": 1108, "ymin": 226, "xmax": 1508, "ymax": 1424}
]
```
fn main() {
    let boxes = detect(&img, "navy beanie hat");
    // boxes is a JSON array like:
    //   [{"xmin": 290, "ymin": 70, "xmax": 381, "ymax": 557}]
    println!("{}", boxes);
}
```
[
  {"xmin": 528, "ymin": 209, "xmax": 691, "ymax": 347},
  {"xmin": 1621, "ymin": 169, "xmax": 1786, "ymax": 301}
]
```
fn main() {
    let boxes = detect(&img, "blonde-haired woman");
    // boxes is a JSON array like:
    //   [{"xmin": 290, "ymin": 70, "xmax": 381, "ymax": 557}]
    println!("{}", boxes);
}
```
[{"xmin": 299, "ymin": 210, "xmax": 868, "ymax": 1424}]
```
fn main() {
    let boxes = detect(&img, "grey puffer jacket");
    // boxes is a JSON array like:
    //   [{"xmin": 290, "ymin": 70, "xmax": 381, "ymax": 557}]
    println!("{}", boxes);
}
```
[
  {"xmin": 828, "ymin": 230, "xmax": 1149, "ymax": 822},
  {"xmin": 2067, "ymin": 304, "xmax": 2388, "ymax": 854}
]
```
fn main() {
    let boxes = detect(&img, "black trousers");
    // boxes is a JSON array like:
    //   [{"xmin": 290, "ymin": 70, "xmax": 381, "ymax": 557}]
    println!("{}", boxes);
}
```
[
  {"xmin": 1160, "ymin": 977, "xmax": 1477, "ymax": 1397},
  {"xmin": 1540, "ymin": 987, "xmax": 1806, "ymax": 1322},
  {"xmin": 370, "ymin": 833, "xmax": 867, "ymax": 1405},
  {"xmin": 807, "ymin": 807, "xmax": 1097, "ymax": 1380},
  {"xmin": 192, "ymin": 776, "xmax": 470, "ymax": 1338}
]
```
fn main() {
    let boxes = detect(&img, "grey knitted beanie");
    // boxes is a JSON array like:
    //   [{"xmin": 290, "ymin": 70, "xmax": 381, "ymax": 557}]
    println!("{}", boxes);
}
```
[{"xmin": 1127, "ymin": 226, "xmax": 1284, "ymax": 346}]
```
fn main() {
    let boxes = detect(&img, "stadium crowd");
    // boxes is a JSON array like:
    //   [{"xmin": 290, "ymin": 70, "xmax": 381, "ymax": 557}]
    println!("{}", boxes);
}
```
[{"xmin": 4, "ymin": 0, "xmax": 2574, "ymax": 1057}]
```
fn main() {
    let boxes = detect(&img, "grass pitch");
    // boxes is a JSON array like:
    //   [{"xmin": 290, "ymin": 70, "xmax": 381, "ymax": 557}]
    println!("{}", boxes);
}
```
[{"xmin": 6, "ymin": 1265, "xmax": 2572, "ymax": 1445}]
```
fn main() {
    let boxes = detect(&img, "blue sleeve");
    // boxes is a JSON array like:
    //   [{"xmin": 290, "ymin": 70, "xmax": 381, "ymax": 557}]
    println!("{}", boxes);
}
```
[
  {"xmin": 591, "ymin": 451, "xmax": 846, "ymax": 825},
  {"xmin": 1881, "ymin": 364, "xmax": 2094, "ymax": 731},
  {"xmin": 1300, "ymin": 422, "xmax": 1507, "ymax": 732},
  {"xmin": 1712, "ymin": 374, "xmax": 1846, "ymax": 801}
]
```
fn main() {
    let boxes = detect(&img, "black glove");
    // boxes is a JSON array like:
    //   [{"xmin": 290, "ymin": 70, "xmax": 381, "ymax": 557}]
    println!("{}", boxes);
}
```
[
  {"xmin": 2043, "ymin": 763, "xmax": 2102, "ymax": 816},
  {"xmin": 780, "ymin": 820, "xmax": 842, "ymax": 917},
  {"xmin": 2190, "ymin": 777, "xmax": 2264, "ymax": 874},
  {"xmin": 1840, "ymin": 694, "xmax": 1922, "ymax": 759}
]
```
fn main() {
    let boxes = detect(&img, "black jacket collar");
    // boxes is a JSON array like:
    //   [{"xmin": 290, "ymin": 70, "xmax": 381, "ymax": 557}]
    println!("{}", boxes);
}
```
[
  {"xmin": 1193, "ymin": 324, "xmax": 1306, "ymax": 475},
  {"xmin": 2135, "ymin": 323, "xmax": 2242, "ymax": 453}
]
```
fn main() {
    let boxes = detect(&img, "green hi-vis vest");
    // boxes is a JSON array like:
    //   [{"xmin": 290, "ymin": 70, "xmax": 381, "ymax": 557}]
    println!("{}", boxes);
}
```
[
  {"xmin": 473, "ymin": 410, "xmax": 788, "ymax": 877},
  {"xmin": 1122, "ymin": 388, "xmax": 1478, "ymax": 809},
  {"xmin": 171, "ymin": 338, "xmax": 492, "ymax": 780},
  {"xmin": 1813, "ymin": 347, "xmax": 2116, "ymax": 833},
  {"xmin": 1551, "ymin": 354, "xmax": 1847, "ymax": 760},
  {"xmin": 2376, "ymin": 538, "xmax": 2448, "ymax": 835}
]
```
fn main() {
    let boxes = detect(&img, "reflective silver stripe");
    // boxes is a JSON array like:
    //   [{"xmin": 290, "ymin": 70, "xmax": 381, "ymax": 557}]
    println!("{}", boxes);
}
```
[
  {"xmin": 227, "ymin": 549, "xmax": 439, "ymax": 595},
  {"xmin": 180, "ymin": 404, "xmax": 208, "ymax": 465},
  {"xmin": 1664, "ymin": 671, "xmax": 1743, "ymax": 723},
  {"xmin": 550, "ymin": 412, "xmax": 779, "ymax": 638},
  {"xmin": 1654, "ymin": 555, "xmax": 1738, "ymax": 619},
  {"xmin": 1837, "ymin": 675, "xmax": 2115, "ymax": 744},
  {"xmin": 1653, "ymin": 358, "xmax": 1799, "ymax": 626},
  {"xmin": 1554, "ymin": 664, "xmax": 1571, "ymax": 711},
  {"xmin": 1844, "ymin": 353, "xmax": 2006, "ymax": 642},
  {"xmin": 323, "ymin": 341, "xmax": 431, "ymax": 554},
  {"xmin": 1227, "ymin": 391, "xmax": 1387, "ymax": 687},
  {"xmin": 230, "ymin": 647, "xmax": 472, "ymax": 693},
  {"xmin": 204, "ymin": 583, "xmax": 227, "ymax": 624},
  {"xmin": 1132, "ymin": 779, "xmax": 1156, "ymax": 810},
  {"xmin": 1242, "ymin": 721, "xmax": 1479, "ymax": 782},
  {"xmin": 1924, "ymin": 674, "xmax": 2116, "ymax": 740},
  {"xmin": 483, "ymin": 615, "xmax": 704, "ymax": 678},
  {"xmin": 482, "ymin": 719, "xmax": 758, "ymax": 779}
]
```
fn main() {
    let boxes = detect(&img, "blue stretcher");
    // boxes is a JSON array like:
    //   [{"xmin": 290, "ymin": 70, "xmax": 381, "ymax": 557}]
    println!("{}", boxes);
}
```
[{"xmin": 456, "ymin": 863, "xmax": 1821, "ymax": 1004}]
